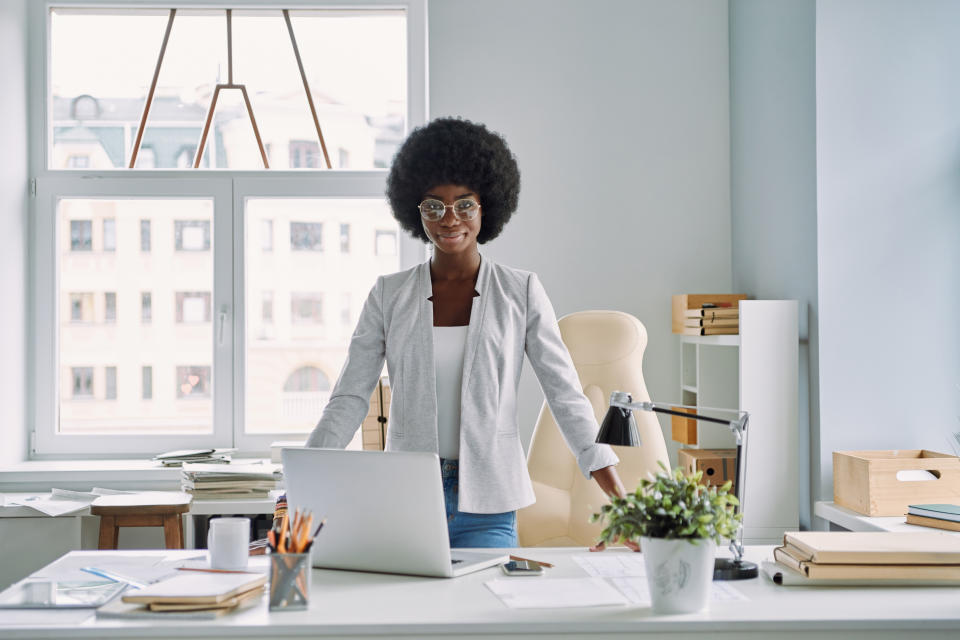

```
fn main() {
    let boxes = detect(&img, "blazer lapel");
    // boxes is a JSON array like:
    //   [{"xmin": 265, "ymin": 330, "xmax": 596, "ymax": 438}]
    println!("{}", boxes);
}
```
[{"xmin": 417, "ymin": 261, "xmax": 436, "ymax": 397}]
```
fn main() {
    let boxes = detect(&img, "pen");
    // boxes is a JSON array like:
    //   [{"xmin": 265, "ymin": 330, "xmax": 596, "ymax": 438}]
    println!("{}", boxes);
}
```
[{"xmin": 81, "ymin": 567, "xmax": 149, "ymax": 589}]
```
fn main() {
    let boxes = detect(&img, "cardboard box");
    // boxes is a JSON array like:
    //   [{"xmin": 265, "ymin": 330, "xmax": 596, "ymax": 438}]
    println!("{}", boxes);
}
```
[
  {"xmin": 678, "ymin": 448, "xmax": 737, "ymax": 493},
  {"xmin": 361, "ymin": 378, "xmax": 390, "ymax": 451},
  {"xmin": 833, "ymin": 450, "xmax": 960, "ymax": 516},
  {"xmin": 670, "ymin": 406, "xmax": 698, "ymax": 445}
]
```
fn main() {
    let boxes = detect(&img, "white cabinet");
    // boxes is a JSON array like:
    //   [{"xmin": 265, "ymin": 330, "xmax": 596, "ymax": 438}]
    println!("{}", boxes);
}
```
[{"xmin": 678, "ymin": 300, "xmax": 799, "ymax": 544}]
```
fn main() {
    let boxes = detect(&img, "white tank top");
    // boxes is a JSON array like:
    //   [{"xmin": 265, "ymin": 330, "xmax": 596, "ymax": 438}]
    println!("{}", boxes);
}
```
[{"xmin": 433, "ymin": 325, "xmax": 468, "ymax": 460}]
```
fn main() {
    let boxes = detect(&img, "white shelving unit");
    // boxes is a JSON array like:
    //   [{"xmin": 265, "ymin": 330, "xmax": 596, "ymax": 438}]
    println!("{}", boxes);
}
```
[{"xmin": 678, "ymin": 300, "xmax": 800, "ymax": 544}]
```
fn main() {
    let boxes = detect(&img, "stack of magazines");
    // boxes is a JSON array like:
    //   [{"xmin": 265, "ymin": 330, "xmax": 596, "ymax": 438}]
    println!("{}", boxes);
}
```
[
  {"xmin": 153, "ymin": 448, "xmax": 236, "ymax": 467},
  {"xmin": 181, "ymin": 462, "xmax": 283, "ymax": 499}
]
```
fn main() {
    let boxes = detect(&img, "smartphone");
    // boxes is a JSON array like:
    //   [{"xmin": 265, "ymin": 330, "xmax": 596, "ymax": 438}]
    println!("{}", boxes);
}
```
[{"xmin": 500, "ymin": 560, "xmax": 544, "ymax": 576}]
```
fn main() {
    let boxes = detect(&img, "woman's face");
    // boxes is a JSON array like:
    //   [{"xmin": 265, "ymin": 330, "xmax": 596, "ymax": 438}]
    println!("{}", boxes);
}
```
[{"xmin": 421, "ymin": 183, "xmax": 482, "ymax": 256}]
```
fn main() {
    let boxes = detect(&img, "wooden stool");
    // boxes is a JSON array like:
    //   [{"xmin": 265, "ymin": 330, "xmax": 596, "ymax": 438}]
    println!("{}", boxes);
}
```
[{"xmin": 90, "ymin": 492, "xmax": 192, "ymax": 550}]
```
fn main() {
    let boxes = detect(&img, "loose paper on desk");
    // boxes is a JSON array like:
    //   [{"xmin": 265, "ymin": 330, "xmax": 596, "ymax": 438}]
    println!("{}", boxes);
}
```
[
  {"xmin": 573, "ymin": 553, "xmax": 646, "ymax": 578},
  {"xmin": 6, "ymin": 487, "xmax": 133, "ymax": 517},
  {"xmin": 32, "ymin": 553, "xmax": 194, "ymax": 585},
  {"xmin": 610, "ymin": 577, "xmax": 747, "ymax": 605},
  {"xmin": 485, "ymin": 578, "xmax": 628, "ymax": 609}
]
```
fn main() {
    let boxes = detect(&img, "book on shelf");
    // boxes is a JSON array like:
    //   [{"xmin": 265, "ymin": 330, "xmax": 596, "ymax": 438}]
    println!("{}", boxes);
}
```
[
  {"xmin": 772, "ymin": 545, "xmax": 960, "ymax": 582},
  {"xmin": 671, "ymin": 294, "xmax": 747, "ymax": 333},
  {"xmin": 683, "ymin": 307, "xmax": 739, "ymax": 320},
  {"xmin": 683, "ymin": 317, "xmax": 739, "ymax": 328},
  {"xmin": 680, "ymin": 326, "xmax": 739, "ymax": 336},
  {"xmin": 781, "ymin": 531, "xmax": 960, "ymax": 564},
  {"xmin": 908, "ymin": 504, "xmax": 960, "ymax": 523},
  {"xmin": 906, "ymin": 513, "xmax": 960, "ymax": 532}
]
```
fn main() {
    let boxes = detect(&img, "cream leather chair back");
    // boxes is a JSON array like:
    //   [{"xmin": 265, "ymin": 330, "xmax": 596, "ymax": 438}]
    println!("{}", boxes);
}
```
[{"xmin": 518, "ymin": 310, "xmax": 670, "ymax": 547}]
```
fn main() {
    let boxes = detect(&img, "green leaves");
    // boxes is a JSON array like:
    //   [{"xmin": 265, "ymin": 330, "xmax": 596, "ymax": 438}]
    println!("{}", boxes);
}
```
[{"xmin": 592, "ymin": 461, "xmax": 742, "ymax": 546}]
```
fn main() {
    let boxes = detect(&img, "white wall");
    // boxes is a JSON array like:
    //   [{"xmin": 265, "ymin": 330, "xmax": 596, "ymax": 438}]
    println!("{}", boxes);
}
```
[
  {"xmin": 729, "ymin": 0, "xmax": 817, "ymax": 528},
  {"xmin": 0, "ymin": 0, "xmax": 29, "ymax": 467},
  {"xmin": 429, "ymin": 0, "xmax": 733, "ymax": 456},
  {"xmin": 816, "ymin": 0, "xmax": 960, "ymax": 500}
]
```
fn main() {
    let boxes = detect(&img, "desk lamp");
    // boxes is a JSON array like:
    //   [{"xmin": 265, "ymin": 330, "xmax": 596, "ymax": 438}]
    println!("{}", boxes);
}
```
[{"xmin": 597, "ymin": 391, "xmax": 758, "ymax": 580}]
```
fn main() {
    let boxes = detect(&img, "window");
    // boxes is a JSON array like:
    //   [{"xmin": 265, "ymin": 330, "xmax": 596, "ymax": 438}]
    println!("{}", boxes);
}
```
[
  {"xmin": 71, "ymin": 367, "xmax": 93, "ymax": 398},
  {"xmin": 140, "ymin": 219, "xmax": 151, "ymax": 251},
  {"xmin": 261, "ymin": 219, "xmax": 273, "ymax": 252},
  {"xmin": 281, "ymin": 366, "xmax": 332, "ymax": 423},
  {"xmin": 176, "ymin": 366, "xmax": 211, "ymax": 398},
  {"xmin": 33, "ymin": 2, "xmax": 426, "ymax": 455},
  {"xmin": 291, "ymin": 293, "xmax": 323, "ymax": 324},
  {"xmin": 341, "ymin": 293, "xmax": 352, "ymax": 325},
  {"xmin": 70, "ymin": 220, "xmax": 92, "ymax": 251},
  {"xmin": 376, "ymin": 229, "xmax": 397, "ymax": 256},
  {"xmin": 104, "ymin": 292, "xmax": 116, "ymax": 323},
  {"xmin": 103, "ymin": 218, "xmax": 116, "ymax": 252},
  {"xmin": 290, "ymin": 222, "xmax": 323, "ymax": 251},
  {"xmin": 340, "ymin": 224, "xmax": 350, "ymax": 253},
  {"xmin": 105, "ymin": 366, "xmax": 117, "ymax": 400},
  {"xmin": 142, "ymin": 366, "xmax": 153, "ymax": 400},
  {"xmin": 141, "ymin": 292, "xmax": 152, "ymax": 323},
  {"xmin": 175, "ymin": 220, "xmax": 210, "ymax": 251},
  {"xmin": 176, "ymin": 292, "xmax": 211, "ymax": 323}
]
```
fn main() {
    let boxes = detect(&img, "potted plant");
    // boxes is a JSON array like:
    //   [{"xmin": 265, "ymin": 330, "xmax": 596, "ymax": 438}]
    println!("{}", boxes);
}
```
[{"xmin": 592, "ymin": 463, "xmax": 741, "ymax": 614}]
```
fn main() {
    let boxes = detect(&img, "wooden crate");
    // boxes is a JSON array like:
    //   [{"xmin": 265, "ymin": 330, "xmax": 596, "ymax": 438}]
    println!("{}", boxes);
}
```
[
  {"xmin": 671, "ymin": 294, "xmax": 747, "ymax": 334},
  {"xmin": 679, "ymin": 448, "xmax": 737, "ymax": 493},
  {"xmin": 833, "ymin": 450, "xmax": 960, "ymax": 516},
  {"xmin": 670, "ymin": 406, "xmax": 698, "ymax": 445},
  {"xmin": 361, "ymin": 378, "xmax": 390, "ymax": 451}
]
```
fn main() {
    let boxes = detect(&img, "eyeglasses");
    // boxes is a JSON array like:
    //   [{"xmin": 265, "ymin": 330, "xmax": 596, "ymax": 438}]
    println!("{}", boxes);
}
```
[{"xmin": 418, "ymin": 198, "xmax": 480, "ymax": 222}]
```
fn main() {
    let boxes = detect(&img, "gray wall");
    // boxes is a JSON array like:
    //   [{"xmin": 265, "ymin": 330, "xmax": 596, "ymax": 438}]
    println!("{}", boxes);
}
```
[
  {"xmin": 429, "ymin": 0, "xmax": 733, "ymax": 456},
  {"xmin": 729, "ymin": 0, "xmax": 818, "ymax": 528},
  {"xmin": 0, "ymin": 0, "xmax": 29, "ymax": 467},
  {"xmin": 816, "ymin": 0, "xmax": 960, "ymax": 500}
]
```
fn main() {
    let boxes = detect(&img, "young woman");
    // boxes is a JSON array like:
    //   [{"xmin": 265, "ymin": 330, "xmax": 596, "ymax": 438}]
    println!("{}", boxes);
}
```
[{"xmin": 307, "ymin": 118, "xmax": 627, "ymax": 547}]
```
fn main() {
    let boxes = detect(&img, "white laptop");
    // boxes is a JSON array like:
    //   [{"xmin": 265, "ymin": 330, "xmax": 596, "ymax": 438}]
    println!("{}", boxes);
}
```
[{"xmin": 282, "ymin": 448, "xmax": 509, "ymax": 578}]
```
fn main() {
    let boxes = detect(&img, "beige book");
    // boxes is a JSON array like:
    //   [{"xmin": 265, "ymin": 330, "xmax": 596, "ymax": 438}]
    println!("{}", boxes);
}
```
[
  {"xmin": 680, "ymin": 326, "xmax": 739, "ymax": 336},
  {"xmin": 782, "ymin": 531, "xmax": 960, "ymax": 565},
  {"xmin": 148, "ymin": 585, "xmax": 264, "ymax": 611},
  {"xmin": 123, "ymin": 572, "xmax": 267, "ymax": 605},
  {"xmin": 773, "ymin": 546, "xmax": 960, "ymax": 581},
  {"xmin": 906, "ymin": 513, "xmax": 960, "ymax": 532}
]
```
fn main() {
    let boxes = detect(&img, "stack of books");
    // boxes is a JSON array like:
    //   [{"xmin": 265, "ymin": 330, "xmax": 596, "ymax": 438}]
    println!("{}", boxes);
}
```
[
  {"xmin": 153, "ymin": 448, "xmax": 236, "ymax": 467},
  {"xmin": 681, "ymin": 306, "xmax": 739, "ymax": 336},
  {"xmin": 97, "ymin": 572, "xmax": 267, "ymax": 619},
  {"xmin": 772, "ymin": 531, "xmax": 960, "ymax": 584},
  {"xmin": 906, "ymin": 503, "xmax": 960, "ymax": 532},
  {"xmin": 181, "ymin": 462, "xmax": 283, "ymax": 499}
]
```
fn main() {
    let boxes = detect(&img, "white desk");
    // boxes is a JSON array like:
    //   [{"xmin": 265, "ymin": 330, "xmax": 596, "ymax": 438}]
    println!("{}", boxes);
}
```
[
  {"xmin": 814, "ymin": 500, "xmax": 960, "ymax": 534},
  {"xmin": 3, "ymin": 547, "xmax": 960, "ymax": 639}
]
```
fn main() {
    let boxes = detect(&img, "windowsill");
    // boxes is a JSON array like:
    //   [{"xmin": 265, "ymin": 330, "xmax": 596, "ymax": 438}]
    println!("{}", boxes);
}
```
[{"xmin": 0, "ymin": 458, "xmax": 268, "ymax": 493}]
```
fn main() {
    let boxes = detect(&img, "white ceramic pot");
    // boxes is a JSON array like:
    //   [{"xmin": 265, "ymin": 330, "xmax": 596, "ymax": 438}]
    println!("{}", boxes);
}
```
[{"xmin": 639, "ymin": 536, "xmax": 715, "ymax": 614}]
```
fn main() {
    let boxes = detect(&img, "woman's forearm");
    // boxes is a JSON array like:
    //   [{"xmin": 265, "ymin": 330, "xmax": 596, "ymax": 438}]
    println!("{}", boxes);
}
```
[{"xmin": 591, "ymin": 465, "xmax": 627, "ymax": 499}]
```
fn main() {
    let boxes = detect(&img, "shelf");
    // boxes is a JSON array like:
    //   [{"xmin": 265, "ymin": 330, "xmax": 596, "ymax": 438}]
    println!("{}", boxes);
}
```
[
  {"xmin": 681, "ymin": 385, "xmax": 698, "ymax": 394},
  {"xmin": 679, "ymin": 334, "xmax": 740, "ymax": 347}
]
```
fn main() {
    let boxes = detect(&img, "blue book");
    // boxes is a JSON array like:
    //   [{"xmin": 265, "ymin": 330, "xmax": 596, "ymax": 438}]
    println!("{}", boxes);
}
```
[{"xmin": 907, "ymin": 504, "xmax": 960, "ymax": 523}]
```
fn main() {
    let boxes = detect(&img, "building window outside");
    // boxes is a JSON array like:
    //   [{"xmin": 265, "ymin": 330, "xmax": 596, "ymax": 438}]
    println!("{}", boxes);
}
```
[
  {"xmin": 105, "ymin": 366, "xmax": 117, "ymax": 400},
  {"xmin": 341, "ymin": 293, "xmax": 351, "ymax": 325},
  {"xmin": 338, "ymin": 147, "xmax": 350, "ymax": 169},
  {"xmin": 67, "ymin": 155, "xmax": 90, "ymax": 169},
  {"xmin": 141, "ymin": 292, "xmax": 152, "ymax": 323},
  {"xmin": 283, "ymin": 366, "xmax": 331, "ymax": 392},
  {"xmin": 340, "ymin": 223, "xmax": 350, "ymax": 253},
  {"xmin": 72, "ymin": 367, "xmax": 93, "ymax": 398},
  {"xmin": 70, "ymin": 220, "xmax": 92, "ymax": 251},
  {"xmin": 375, "ymin": 229, "xmax": 397, "ymax": 256},
  {"xmin": 289, "ymin": 140, "xmax": 321, "ymax": 169},
  {"xmin": 290, "ymin": 222, "xmax": 323, "ymax": 251},
  {"xmin": 104, "ymin": 292, "xmax": 117, "ymax": 323},
  {"xmin": 291, "ymin": 293, "xmax": 323, "ymax": 324},
  {"xmin": 70, "ymin": 292, "xmax": 94, "ymax": 323},
  {"xmin": 175, "ymin": 220, "xmax": 211, "ymax": 251},
  {"xmin": 140, "ymin": 219, "xmax": 151, "ymax": 251},
  {"xmin": 142, "ymin": 365, "xmax": 153, "ymax": 400},
  {"xmin": 262, "ymin": 291, "xmax": 274, "ymax": 323},
  {"xmin": 261, "ymin": 219, "xmax": 274, "ymax": 252},
  {"xmin": 177, "ymin": 365, "xmax": 211, "ymax": 398},
  {"xmin": 103, "ymin": 218, "xmax": 116, "ymax": 252},
  {"xmin": 176, "ymin": 292, "xmax": 211, "ymax": 323}
]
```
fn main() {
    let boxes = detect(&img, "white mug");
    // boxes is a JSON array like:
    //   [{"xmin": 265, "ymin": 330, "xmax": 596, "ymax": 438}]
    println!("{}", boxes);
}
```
[{"xmin": 207, "ymin": 517, "xmax": 250, "ymax": 571}]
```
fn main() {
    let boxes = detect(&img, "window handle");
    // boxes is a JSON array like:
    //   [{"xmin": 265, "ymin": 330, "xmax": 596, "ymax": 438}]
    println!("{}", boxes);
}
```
[{"xmin": 218, "ymin": 306, "xmax": 229, "ymax": 345}]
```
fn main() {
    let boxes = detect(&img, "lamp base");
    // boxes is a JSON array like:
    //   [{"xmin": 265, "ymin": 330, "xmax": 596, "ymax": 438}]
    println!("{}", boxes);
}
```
[{"xmin": 713, "ymin": 557, "xmax": 759, "ymax": 580}]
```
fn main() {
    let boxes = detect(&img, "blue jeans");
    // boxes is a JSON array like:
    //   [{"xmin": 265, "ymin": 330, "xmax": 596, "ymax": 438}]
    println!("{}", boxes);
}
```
[{"xmin": 441, "ymin": 458, "xmax": 517, "ymax": 548}]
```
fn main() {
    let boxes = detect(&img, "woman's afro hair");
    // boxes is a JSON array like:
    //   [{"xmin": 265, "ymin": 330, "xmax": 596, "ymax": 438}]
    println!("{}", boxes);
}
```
[{"xmin": 386, "ymin": 117, "xmax": 520, "ymax": 244}]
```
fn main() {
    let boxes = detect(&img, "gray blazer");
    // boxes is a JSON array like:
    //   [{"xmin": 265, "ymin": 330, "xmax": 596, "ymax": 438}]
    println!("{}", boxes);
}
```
[{"xmin": 306, "ymin": 256, "xmax": 618, "ymax": 513}]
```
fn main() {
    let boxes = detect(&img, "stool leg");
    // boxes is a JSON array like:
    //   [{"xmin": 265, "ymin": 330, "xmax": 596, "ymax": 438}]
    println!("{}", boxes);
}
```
[
  {"xmin": 163, "ymin": 514, "xmax": 183, "ymax": 549},
  {"xmin": 98, "ymin": 515, "xmax": 118, "ymax": 550}
]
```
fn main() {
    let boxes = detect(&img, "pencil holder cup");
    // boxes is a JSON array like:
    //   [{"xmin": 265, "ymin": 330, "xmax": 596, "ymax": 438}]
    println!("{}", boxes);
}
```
[{"xmin": 269, "ymin": 553, "xmax": 311, "ymax": 611}]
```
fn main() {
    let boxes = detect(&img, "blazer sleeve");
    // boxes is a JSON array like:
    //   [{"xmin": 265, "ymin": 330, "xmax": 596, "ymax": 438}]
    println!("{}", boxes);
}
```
[
  {"xmin": 306, "ymin": 276, "xmax": 386, "ymax": 448},
  {"xmin": 524, "ymin": 272, "xmax": 619, "ymax": 477}
]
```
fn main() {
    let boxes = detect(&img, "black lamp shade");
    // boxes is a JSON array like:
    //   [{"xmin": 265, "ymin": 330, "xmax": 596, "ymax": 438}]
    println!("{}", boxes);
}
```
[{"xmin": 596, "ymin": 406, "xmax": 640, "ymax": 447}]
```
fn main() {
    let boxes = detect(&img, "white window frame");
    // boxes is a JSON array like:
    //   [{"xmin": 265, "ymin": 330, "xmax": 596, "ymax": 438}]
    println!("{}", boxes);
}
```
[{"xmin": 29, "ymin": 0, "xmax": 428, "ymax": 458}]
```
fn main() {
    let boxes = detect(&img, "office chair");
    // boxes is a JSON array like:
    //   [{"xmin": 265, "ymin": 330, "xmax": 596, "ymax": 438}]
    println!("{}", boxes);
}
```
[{"xmin": 518, "ymin": 310, "xmax": 670, "ymax": 547}]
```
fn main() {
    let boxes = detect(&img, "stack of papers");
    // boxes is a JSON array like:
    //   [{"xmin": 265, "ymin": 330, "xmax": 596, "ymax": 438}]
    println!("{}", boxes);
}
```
[
  {"xmin": 181, "ymin": 462, "xmax": 282, "ymax": 499},
  {"xmin": 5, "ymin": 488, "xmax": 132, "ymax": 517},
  {"xmin": 153, "ymin": 448, "xmax": 236, "ymax": 467}
]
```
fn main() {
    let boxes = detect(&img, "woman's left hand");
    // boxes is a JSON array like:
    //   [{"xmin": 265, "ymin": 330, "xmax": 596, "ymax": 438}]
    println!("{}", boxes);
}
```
[{"xmin": 588, "ymin": 465, "xmax": 639, "ymax": 551}]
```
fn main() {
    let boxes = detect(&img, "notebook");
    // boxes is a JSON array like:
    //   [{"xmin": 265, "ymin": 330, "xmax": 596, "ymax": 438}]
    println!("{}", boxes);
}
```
[
  {"xmin": 782, "ymin": 531, "xmax": 960, "ymax": 564},
  {"xmin": 282, "ymin": 448, "xmax": 509, "ymax": 578},
  {"xmin": 121, "ymin": 572, "xmax": 266, "ymax": 605}
]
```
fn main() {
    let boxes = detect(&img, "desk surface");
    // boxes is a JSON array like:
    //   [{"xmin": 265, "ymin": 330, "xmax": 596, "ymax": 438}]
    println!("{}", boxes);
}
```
[
  {"xmin": 814, "ymin": 500, "xmax": 960, "ymax": 535},
  {"xmin": 3, "ymin": 547, "xmax": 960, "ymax": 639}
]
